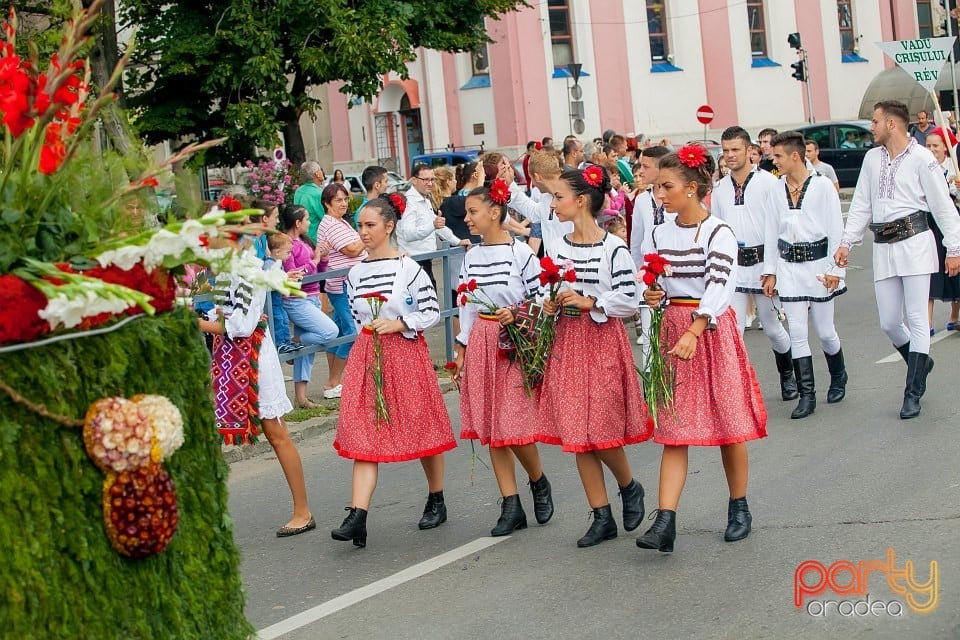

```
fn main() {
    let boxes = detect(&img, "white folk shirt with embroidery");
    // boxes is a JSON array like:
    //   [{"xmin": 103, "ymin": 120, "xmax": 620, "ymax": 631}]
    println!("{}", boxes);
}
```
[
  {"xmin": 396, "ymin": 187, "xmax": 460, "ymax": 257},
  {"xmin": 711, "ymin": 168, "xmax": 780, "ymax": 291},
  {"xmin": 508, "ymin": 182, "xmax": 574, "ymax": 257},
  {"xmin": 651, "ymin": 214, "xmax": 738, "ymax": 327},
  {"xmin": 456, "ymin": 241, "xmax": 540, "ymax": 346},
  {"xmin": 549, "ymin": 232, "xmax": 638, "ymax": 322},
  {"xmin": 843, "ymin": 139, "xmax": 960, "ymax": 280},
  {"xmin": 346, "ymin": 257, "xmax": 440, "ymax": 339},
  {"xmin": 630, "ymin": 190, "xmax": 678, "ymax": 266}
]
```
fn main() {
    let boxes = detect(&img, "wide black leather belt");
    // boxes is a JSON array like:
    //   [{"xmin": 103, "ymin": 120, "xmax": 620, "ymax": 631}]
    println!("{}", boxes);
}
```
[
  {"xmin": 868, "ymin": 211, "xmax": 930, "ymax": 244},
  {"xmin": 737, "ymin": 244, "xmax": 764, "ymax": 267},
  {"xmin": 778, "ymin": 238, "xmax": 828, "ymax": 263}
]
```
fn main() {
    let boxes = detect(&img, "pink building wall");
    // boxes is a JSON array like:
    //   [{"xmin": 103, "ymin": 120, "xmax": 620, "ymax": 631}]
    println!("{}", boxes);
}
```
[
  {"xmin": 441, "ymin": 53, "xmax": 464, "ymax": 148},
  {"xmin": 793, "ymin": 0, "xmax": 831, "ymax": 122},
  {"xmin": 487, "ymin": 7, "xmax": 552, "ymax": 147},
  {"xmin": 326, "ymin": 82, "xmax": 352, "ymax": 163},
  {"xmin": 697, "ymin": 0, "xmax": 739, "ymax": 129},
  {"xmin": 589, "ymin": 0, "xmax": 634, "ymax": 133}
]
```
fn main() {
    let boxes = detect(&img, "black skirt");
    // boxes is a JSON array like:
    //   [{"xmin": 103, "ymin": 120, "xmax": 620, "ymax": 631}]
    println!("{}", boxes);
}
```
[{"xmin": 927, "ymin": 212, "xmax": 960, "ymax": 301}]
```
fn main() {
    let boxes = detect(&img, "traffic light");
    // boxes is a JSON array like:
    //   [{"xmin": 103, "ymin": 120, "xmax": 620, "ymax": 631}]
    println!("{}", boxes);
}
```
[
  {"xmin": 791, "ymin": 60, "xmax": 806, "ymax": 82},
  {"xmin": 788, "ymin": 32, "xmax": 802, "ymax": 50}
]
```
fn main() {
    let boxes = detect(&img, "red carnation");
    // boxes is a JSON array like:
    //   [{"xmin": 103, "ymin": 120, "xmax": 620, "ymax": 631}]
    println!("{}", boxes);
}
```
[
  {"xmin": 466, "ymin": 279, "xmax": 478, "ymax": 292},
  {"xmin": 642, "ymin": 270, "xmax": 658, "ymax": 286},
  {"xmin": 456, "ymin": 283, "xmax": 468, "ymax": 294},
  {"xmin": 678, "ymin": 144, "xmax": 708, "ymax": 169},
  {"xmin": 0, "ymin": 274, "xmax": 51, "ymax": 345},
  {"xmin": 377, "ymin": 293, "xmax": 388, "ymax": 303},
  {"xmin": 458, "ymin": 293, "xmax": 468, "ymax": 307},
  {"xmin": 219, "ymin": 196, "xmax": 242, "ymax": 212},
  {"xmin": 563, "ymin": 269, "xmax": 577, "ymax": 283},
  {"xmin": 582, "ymin": 165, "xmax": 604, "ymax": 188},
  {"xmin": 387, "ymin": 192, "xmax": 406, "ymax": 218},
  {"xmin": 534, "ymin": 142, "xmax": 543, "ymax": 150},
  {"xmin": 489, "ymin": 179, "xmax": 510, "ymax": 206},
  {"xmin": 540, "ymin": 256, "xmax": 560, "ymax": 276},
  {"xmin": 444, "ymin": 361, "xmax": 457, "ymax": 371}
]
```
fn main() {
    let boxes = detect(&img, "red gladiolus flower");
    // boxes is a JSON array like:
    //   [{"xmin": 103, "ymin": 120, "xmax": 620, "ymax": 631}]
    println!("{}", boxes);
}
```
[
  {"xmin": 582, "ymin": 165, "xmax": 604, "ymax": 188},
  {"xmin": 678, "ymin": 144, "xmax": 708, "ymax": 169},
  {"xmin": 642, "ymin": 270, "xmax": 658, "ymax": 286},
  {"xmin": 563, "ymin": 269, "xmax": 577, "ymax": 283},
  {"xmin": 466, "ymin": 279, "xmax": 478, "ymax": 292},
  {"xmin": 0, "ymin": 274, "xmax": 51, "ymax": 345},
  {"xmin": 489, "ymin": 179, "xmax": 510, "ymax": 206},
  {"xmin": 38, "ymin": 140, "xmax": 67, "ymax": 175}
]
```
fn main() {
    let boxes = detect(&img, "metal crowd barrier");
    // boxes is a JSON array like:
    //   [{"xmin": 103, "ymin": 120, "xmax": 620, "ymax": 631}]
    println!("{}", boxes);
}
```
[{"xmin": 198, "ymin": 244, "xmax": 465, "ymax": 363}]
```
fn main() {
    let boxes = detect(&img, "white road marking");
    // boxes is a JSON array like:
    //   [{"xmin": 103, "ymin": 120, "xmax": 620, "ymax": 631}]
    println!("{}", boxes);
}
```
[
  {"xmin": 257, "ymin": 536, "xmax": 509, "ymax": 639},
  {"xmin": 876, "ymin": 330, "xmax": 957, "ymax": 363}
]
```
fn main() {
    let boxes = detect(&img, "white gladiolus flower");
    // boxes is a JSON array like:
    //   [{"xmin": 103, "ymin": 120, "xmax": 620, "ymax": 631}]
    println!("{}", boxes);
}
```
[{"xmin": 95, "ymin": 244, "xmax": 146, "ymax": 270}]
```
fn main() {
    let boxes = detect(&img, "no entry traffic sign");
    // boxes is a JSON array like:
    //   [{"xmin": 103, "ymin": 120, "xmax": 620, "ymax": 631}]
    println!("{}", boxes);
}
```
[{"xmin": 696, "ymin": 104, "xmax": 715, "ymax": 125}]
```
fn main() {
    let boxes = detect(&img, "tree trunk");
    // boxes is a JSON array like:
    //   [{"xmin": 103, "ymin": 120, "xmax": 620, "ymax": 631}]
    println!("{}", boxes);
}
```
[
  {"xmin": 85, "ymin": 0, "xmax": 135, "ymax": 154},
  {"xmin": 283, "ymin": 116, "xmax": 307, "ymax": 168}
]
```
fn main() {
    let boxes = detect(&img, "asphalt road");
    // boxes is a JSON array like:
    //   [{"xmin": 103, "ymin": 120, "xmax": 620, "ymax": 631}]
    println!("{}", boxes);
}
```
[{"xmin": 229, "ymin": 239, "xmax": 960, "ymax": 640}]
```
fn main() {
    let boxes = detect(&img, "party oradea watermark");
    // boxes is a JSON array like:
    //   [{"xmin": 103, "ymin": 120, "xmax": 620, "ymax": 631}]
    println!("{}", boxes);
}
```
[{"xmin": 794, "ymin": 549, "xmax": 938, "ymax": 618}]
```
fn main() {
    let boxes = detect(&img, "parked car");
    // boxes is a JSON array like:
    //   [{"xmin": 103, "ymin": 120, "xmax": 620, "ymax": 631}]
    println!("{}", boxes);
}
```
[
  {"xmin": 411, "ymin": 150, "xmax": 480, "ymax": 169},
  {"xmin": 792, "ymin": 121, "xmax": 874, "ymax": 188}
]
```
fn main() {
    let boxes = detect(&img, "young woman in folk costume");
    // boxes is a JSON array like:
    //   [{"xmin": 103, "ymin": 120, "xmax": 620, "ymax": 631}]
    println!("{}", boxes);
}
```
[
  {"xmin": 637, "ymin": 146, "xmax": 767, "ymax": 553},
  {"xmin": 450, "ymin": 179, "xmax": 555, "ymax": 537},
  {"xmin": 330, "ymin": 193, "xmax": 457, "ymax": 548},
  {"xmin": 538, "ymin": 165, "xmax": 652, "ymax": 548}
]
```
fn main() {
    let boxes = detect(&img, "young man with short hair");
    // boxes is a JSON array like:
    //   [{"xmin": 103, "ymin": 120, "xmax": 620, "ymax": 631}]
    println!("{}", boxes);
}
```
[
  {"xmin": 712, "ymin": 126, "xmax": 798, "ymax": 402},
  {"xmin": 506, "ymin": 150, "xmax": 571, "ymax": 258},
  {"xmin": 757, "ymin": 127, "xmax": 779, "ymax": 174},
  {"xmin": 805, "ymin": 140, "xmax": 840, "ymax": 190},
  {"xmin": 353, "ymin": 165, "xmax": 389, "ymax": 224},
  {"xmin": 836, "ymin": 100, "xmax": 960, "ymax": 419},
  {"xmin": 770, "ymin": 131, "xmax": 848, "ymax": 419}
]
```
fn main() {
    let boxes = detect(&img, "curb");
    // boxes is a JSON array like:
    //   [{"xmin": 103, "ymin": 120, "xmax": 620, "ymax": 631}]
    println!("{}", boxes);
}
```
[{"xmin": 221, "ymin": 377, "xmax": 458, "ymax": 464}]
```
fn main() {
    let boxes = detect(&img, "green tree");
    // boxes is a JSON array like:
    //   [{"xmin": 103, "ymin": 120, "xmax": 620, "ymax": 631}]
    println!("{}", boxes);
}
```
[{"xmin": 121, "ymin": 0, "xmax": 525, "ymax": 167}]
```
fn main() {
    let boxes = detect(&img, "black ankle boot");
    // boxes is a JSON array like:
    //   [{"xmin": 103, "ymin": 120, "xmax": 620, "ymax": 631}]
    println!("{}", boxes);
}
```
[
  {"xmin": 900, "ymin": 352, "xmax": 930, "ymax": 419},
  {"xmin": 490, "ymin": 494, "xmax": 527, "ymax": 536},
  {"xmin": 896, "ymin": 343, "xmax": 934, "ymax": 398},
  {"xmin": 824, "ymin": 349, "xmax": 848, "ymax": 404},
  {"xmin": 418, "ymin": 491, "xmax": 447, "ymax": 530},
  {"xmin": 723, "ymin": 497, "xmax": 752, "ymax": 542},
  {"xmin": 576, "ymin": 505, "xmax": 617, "ymax": 548},
  {"xmin": 636, "ymin": 509, "xmax": 676, "ymax": 552},
  {"xmin": 791, "ymin": 356, "xmax": 816, "ymax": 419},
  {"xmin": 528, "ymin": 474, "xmax": 554, "ymax": 525},
  {"xmin": 774, "ymin": 349, "xmax": 799, "ymax": 401},
  {"xmin": 331, "ymin": 507, "xmax": 368, "ymax": 547},
  {"xmin": 618, "ymin": 479, "xmax": 645, "ymax": 532}
]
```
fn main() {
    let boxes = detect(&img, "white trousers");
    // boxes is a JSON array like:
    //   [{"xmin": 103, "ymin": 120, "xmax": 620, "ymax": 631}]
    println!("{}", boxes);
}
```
[
  {"xmin": 731, "ymin": 292, "xmax": 792, "ymax": 354},
  {"xmin": 782, "ymin": 299, "xmax": 841, "ymax": 359},
  {"xmin": 875, "ymin": 274, "xmax": 931, "ymax": 354}
]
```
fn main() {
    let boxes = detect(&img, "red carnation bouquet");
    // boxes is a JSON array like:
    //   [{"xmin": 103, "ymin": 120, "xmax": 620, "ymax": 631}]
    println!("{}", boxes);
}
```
[
  {"xmin": 361, "ymin": 292, "xmax": 390, "ymax": 426},
  {"xmin": 638, "ymin": 252, "xmax": 675, "ymax": 427}
]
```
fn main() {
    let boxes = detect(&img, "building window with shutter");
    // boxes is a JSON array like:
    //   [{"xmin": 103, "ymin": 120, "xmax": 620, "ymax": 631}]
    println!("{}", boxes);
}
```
[
  {"xmin": 746, "ymin": 0, "xmax": 768, "ymax": 57},
  {"xmin": 647, "ymin": 1, "xmax": 669, "ymax": 62}
]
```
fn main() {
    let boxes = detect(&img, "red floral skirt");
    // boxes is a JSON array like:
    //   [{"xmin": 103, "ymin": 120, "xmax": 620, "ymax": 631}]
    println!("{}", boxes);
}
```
[
  {"xmin": 653, "ymin": 304, "xmax": 767, "ymax": 446},
  {"xmin": 460, "ymin": 315, "xmax": 551, "ymax": 447},
  {"xmin": 537, "ymin": 313, "xmax": 652, "ymax": 453},
  {"xmin": 334, "ymin": 331, "xmax": 456, "ymax": 462}
]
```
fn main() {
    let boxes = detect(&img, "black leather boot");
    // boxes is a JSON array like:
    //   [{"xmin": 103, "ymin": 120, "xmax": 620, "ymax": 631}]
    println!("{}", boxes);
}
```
[
  {"xmin": 618, "ymin": 479, "xmax": 645, "ymax": 532},
  {"xmin": 636, "ymin": 509, "xmax": 676, "ymax": 552},
  {"xmin": 528, "ymin": 474, "xmax": 554, "ymax": 525},
  {"xmin": 774, "ymin": 349, "xmax": 799, "ymax": 401},
  {"xmin": 824, "ymin": 349, "xmax": 848, "ymax": 404},
  {"xmin": 576, "ymin": 504, "xmax": 617, "ymax": 548},
  {"xmin": 723, "ymin": 497, "xmax": 752, "ymax": 542},
  {"xmin": 790, "ymin": 356, "xmax": 816, "ymax": 419},
  {"xmin": 900, "ymin": 352, "xmax": 930, "ymax": 419},
  {"xmin": 331, "ymin": 507, "xmax": 368, "ymax": 547},
  {"xmin": 490, "ymin": 494, "xmax": 527, "ymax": 536},
  {"xmin": 418, "ymin": 491, "xmax": 447, "ymax": 530},
  {"xmin": 896, "ymin": 343, "xmax": 934, "ymax": 398}
]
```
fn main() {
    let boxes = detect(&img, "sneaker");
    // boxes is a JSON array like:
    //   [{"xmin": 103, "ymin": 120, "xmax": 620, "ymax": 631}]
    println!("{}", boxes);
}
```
[
  {"xmin": 277, "ymin": 341, "xmax": 304, "ymax": 355},
  {"xmin": 745, "ymin": 313, "xmax": 757, "ymax": 330},
  {"xmin": 323, "ymin": 384, "xmax": 342, "ymax": 399}
]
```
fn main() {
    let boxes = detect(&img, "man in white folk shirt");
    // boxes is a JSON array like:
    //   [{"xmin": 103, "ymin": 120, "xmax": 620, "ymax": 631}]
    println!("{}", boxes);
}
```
[
  {"xmin": 711, "ymin": 127, "xmax": 799, "ymax": 403},
  {"xmin": 397, "ymin": 162, "xmax": 470, "ymax": 288},
  {"xmin": 835, "ymin": 100, "xmax": 960, "ymax": 419},
  {"xmin": 769, "ymin": 131, "xmax": 848, "ymax": 419}
]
